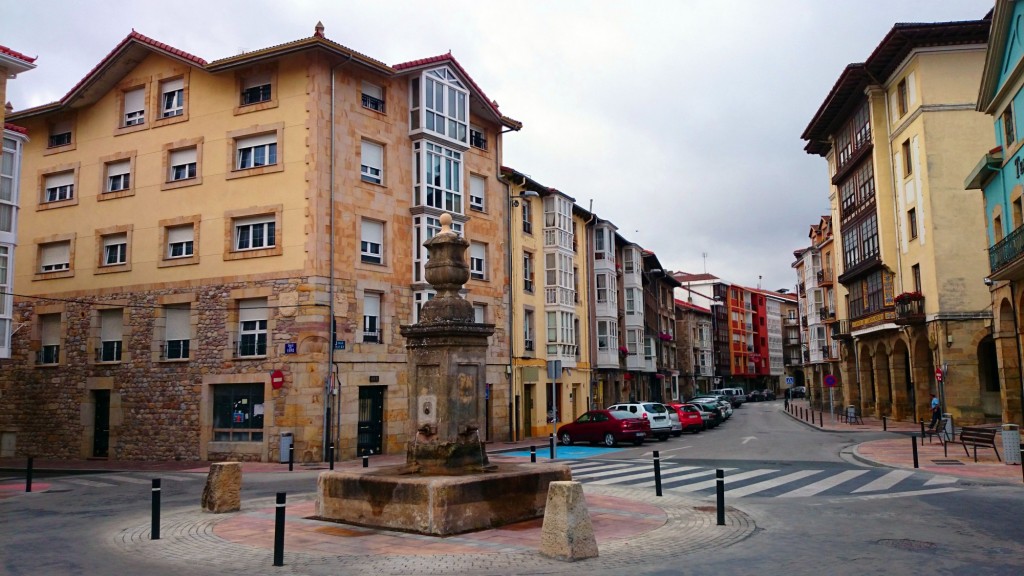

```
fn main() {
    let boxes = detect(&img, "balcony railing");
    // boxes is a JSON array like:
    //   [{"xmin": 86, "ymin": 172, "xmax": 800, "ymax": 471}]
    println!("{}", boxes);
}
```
[
  {"xmin": 817, "ymin": 268, "xmax": 834, "ymax": 285},
  {"xmin": 361, "ymin": 93, "xmax": 385, "ymax": 113},
  {"xmin": 363, "ymin": 328, "xmax": 382, "ymax": 343},
  {"xmin": 830, "ymin": 319, "xmax": 852, "ymax": 340},
  {"xmin": 818, "ymin": 307, "xmax": 835, "ymax": 321},
  {"xmin": 784, "ymin": 316, "xmax": 799, "ymax": 326},
  {"xmin": 524, "ymin": 339, "xmax": 534, "ymax": 352},
  {"xmin": 895, "ymin": 298, "xmax": 926, "ymax": 325},
  {"xmin": 821, "ymin": 345, "xmax": 834, "ymax": 360},
  {"xmin": 802, "ymin": 350, "xmax": 810, "ymax": 362},
  {"xmin": 990, "ymin": 225, "xmax": 1024, "ymax": 275}
]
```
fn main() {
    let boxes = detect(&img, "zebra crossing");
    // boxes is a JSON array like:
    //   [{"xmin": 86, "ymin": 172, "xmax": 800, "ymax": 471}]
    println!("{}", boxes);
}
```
[
  {"xmin": 54, "ymin": 472, "xmax": 203, "ymax": 490},
  {"xmin": 565, "ymin": 458, "xmax": 964, "ymax": 499}
]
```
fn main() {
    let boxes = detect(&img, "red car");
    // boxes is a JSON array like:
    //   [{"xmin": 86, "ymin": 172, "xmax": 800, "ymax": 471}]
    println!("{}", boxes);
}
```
[
  {"xmin": 666, "ymin": 403, "xmax": 705, "ymax": 434},
  {"xmin": 557, "ymin": 409, "xmax": 651, "ymax": 447}
]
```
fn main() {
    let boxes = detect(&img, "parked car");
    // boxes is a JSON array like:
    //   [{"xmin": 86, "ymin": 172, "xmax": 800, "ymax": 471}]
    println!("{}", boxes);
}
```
[
  {"xmin": 557, "ymin": 409, "xmax": 651, "ymax": 447},
  {"xmin": 666, "ymin": 403, "xmax": 705, "ymax": 433},
  {"xmin": 607, "ymin": 402, "xmax": 673, "ymax": 441},
  {"xmin": 692, "ymin": 395, "xmax": 732, "ymax": 418},
  {"xmin": 789, "ymin": 386, "xmax": 807, "ymax": 398},
  {"xmin": 710, "ymin": 388, "xmax": 746, "ymax": 407},
  {"xmin": 688, "ymin": 399, "xmax": 725, "ymax": 427},
  {"xmin": 667, "ymin": 407, "xmax": 683, "ymax": 437},
  {"xmin": 747, "ymin": 389, "xmax": 765, "ymax": 402},
  {"xmin": 761, "ymin": 389, "xmax": 776, "ymax": 401}
]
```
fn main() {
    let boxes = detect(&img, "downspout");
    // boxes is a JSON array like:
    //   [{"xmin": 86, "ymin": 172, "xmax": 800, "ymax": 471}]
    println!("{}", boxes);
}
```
[
  {"xmin": 584, "ymin": 203, "xmax": 597, "ymax": 403},
  {"xmin": 1012, "ymin": 280, "xmax": 1024, "ymax": 426},
  {"xmin": 325, "ymin": 53, "xmax": 353, "ymax": 461}
]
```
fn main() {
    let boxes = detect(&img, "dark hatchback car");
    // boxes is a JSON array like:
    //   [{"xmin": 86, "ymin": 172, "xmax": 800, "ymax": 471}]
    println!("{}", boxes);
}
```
[
  {"xmin": 557, "ymin": 409, "xmax": 651, "ymax": 447},
  {"xmin": 689, "ymin": 400, "xmax": 725, "ymax": 427}
]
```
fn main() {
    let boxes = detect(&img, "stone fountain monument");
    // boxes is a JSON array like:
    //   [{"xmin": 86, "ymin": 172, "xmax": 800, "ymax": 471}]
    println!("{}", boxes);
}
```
[{"xmin": 316, "ymin": 213, "xmax": 570, "ymax": 536}]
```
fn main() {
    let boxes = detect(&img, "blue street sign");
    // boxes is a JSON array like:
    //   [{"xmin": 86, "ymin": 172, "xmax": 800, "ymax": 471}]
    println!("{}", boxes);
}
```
[
  {"xmin": 786, "ymin": 376, "xmax": 795, "ymax": 386},
  {"xmin": 284, "ymin": 343, "xmax": 297, "ymax": 354},
  {"xmin": 334, "ymin": 340, "xmax": 346, "ymax": 350}
]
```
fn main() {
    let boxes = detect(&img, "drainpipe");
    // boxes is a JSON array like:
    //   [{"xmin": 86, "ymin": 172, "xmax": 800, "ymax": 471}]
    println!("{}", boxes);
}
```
[
  {"xmin": 325, "ymin": 54, "xmax": 353, "ymax": 461},
  {"xmin": 1012, "ymin": 280, "xmax": 1024, "ymax": 425}
]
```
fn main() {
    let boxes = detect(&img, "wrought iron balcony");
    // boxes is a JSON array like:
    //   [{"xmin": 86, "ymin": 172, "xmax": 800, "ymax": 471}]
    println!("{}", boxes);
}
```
[
  {"xmin": 830, "ymin": 319, "xmax": 852, "ymax": 340},
  {"xmin": 817, "ymin": 267, "xmax": 834, "ymax": 286},
  {"xmin": 895, "ymin": 298, "xmax": 926, "ymax": 325},
  {"xmin": 989, "ymin": 224, "xmax": 1024, "ymax": 277},
  {"xmin": 818, "ymin": 307, "xmax": 835, "ymax": 321},
  {"xmin": 361, "ymin": 93, "xmax": 385, "ymax": 113}
]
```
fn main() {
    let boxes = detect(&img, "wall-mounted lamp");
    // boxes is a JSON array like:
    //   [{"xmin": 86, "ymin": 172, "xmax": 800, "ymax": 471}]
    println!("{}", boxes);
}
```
[
  {"xmin": 946, "ymin": 334, "xmax": 954, "ymax": 348},
  {"xmin": 511, "ymin": 189, "xmax": 539, "ymax": 207}
]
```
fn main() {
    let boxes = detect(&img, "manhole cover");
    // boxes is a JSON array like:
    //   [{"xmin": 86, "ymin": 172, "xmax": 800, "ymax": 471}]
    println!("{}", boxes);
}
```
[
  {"xmin": 877, "ymin": 539, "xmax": 936, "ymax": 551},
  {"xmin": 931, "ymin": 460, "xmax": 965, "ymax": 466}
]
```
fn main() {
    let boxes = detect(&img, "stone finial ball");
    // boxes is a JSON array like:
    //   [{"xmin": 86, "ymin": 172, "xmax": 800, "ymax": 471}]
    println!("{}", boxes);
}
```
[{"xmin": 440, "ymin": 212, "xmax": 453, "ymax": 233}]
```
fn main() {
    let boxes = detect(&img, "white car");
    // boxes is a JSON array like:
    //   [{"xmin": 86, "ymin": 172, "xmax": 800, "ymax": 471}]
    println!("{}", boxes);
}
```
[{"xmin": 607, "ymin": 402, "xmax": 673, "ymax": 441}]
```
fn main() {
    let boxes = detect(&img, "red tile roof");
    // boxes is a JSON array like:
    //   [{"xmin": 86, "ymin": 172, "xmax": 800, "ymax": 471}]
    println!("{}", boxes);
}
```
[
  {"xmin": 674, "ymin": 299, "xmax": 711, "ymax": 314},
  {"xmin": 3, "ymin": 122, "xmax": 28, "ymax": 134},
  {"xmin": 0, "ymin": 44, "xmax": 37, "ymax": 64}
]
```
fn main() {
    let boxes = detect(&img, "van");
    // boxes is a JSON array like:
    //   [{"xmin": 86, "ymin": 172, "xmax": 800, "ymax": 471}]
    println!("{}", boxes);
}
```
[{"xmin": 710, "ymin": 388, "xmax": 745, "ymax": 407}]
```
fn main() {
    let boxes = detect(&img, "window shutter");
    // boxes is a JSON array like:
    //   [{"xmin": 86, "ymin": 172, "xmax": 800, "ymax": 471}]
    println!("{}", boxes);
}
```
[
  {"xmin": 471, "ymin": 243, "xmax": 485, "ymax": 260},
  {"xmin": 362, "ymin": 81, "xmax": 382, "ymax": 99},
  {"xmin": 167, "ymin": 225, "xmax": 193, "ymax": 244},
  {"xmin": 169, "ymin": 148, "xmax": 196, "ymax": 165},
  {"xmin": 100, "ymin": 309, "xmax": 123, "ymax": 341},
  {"xmin": 239, "ymin": 298, "xmax": 267, "ymax": 322},
  {"xmin": 162, "ymin": 78, "xmax": 184, "ymax": 94},
  {"xmin": 40, "ymin": 242, "xmax": 69, "ymax": 267},
  {"xmin": 40, "ymin": 315, "xmax": 60, "ymax": 345},
  {"xmin": 106, "ymin": 160, "xmax": 130, "ymax": 177},
  {"xmin": 50, "ymin": 120, "xmax": 72, "ymax": 136},
  {"xmin": 165, "ymin": 306, "xmax": 190, "ymax": 341},
  {"xmin": 103, "ymin": 233, "xmax": 126, "ymax": 249},
  {"xmin": 364, "ymin": 293, "xmax": 380, "ymax": 317},
  {"xmin": 236, "ymin": 133, "xmax": 277, "ymax": 148},
  {"xmin": 124, "ymin": 88, "xmax": 145, "ymax": 113},
  {"xmin": 362, "ymin": 219, "xmax": 383, "ymax": 244},
  {"xmin": 361, "ymin": 140, "xmax": 383, "ymax": 168},
  {"xmin": 45, "ymin": 172, "xmax": 74, "ymax": 188},
  {"xmin": 234, "ymin": 214, "xmax": 274, "ymax": 228},
  {"xmin": 471, "ymin": 175, "xmax": 484, "ymax": 197},
  {"xmin": 243, "ymin": 72, "xmax": 272, "ymax": 89},
  {"xmin": 907, "ymin": 72, "xmax": 917, "ymax": 106}
]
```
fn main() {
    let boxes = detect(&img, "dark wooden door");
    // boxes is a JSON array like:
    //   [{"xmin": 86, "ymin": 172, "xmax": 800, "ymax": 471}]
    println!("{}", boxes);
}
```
[
  {"xmin": 357, "ymin": 386, "xmax": 385, "ymax": 455},
  {"xmin": 93, "ymin": 390, "xmax": 110, "ymax": 458}
]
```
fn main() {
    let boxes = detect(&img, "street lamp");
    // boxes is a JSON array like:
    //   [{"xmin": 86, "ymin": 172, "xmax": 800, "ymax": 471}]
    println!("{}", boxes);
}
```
[{"xmin": 507, "ymin": 187, "xmax": 540, "ymax": 441}]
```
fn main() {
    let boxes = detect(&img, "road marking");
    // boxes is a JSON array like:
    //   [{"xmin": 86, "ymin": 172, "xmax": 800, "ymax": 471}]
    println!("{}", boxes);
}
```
[
  {"xmin": 776, "ymin": 469, "xmax": 867, "ymax": 498},
  {"xmin": 569, "ymin": 463, "xmax": 637, "ymax": 479},
  {"xmin": 741, "ymin": 436, "xmax": 758, "ymax": 444},
  {"xmin": 923, "ymin": 475, "xmax": 958, "ymax": 486},
  {"xmin": 64, "ymin": 478, "xmax": 116, "ymax": 487},
  {"xmin": 727, "ymin": 470, "xmax": 823, "ymax": 497},
  {"xmin": 101, "ymin": 474, "xmax": 153, "ymax": 485},
  {"xmin": 671, "ymin": 469, "xmax": 778, "ymax": 493},
  {"xmin": 852, "ymin": 469, "xmax": 914, "ymax": 493},
  {"xmin": 840, "ymin": 487, "xmax": 963, "ymax": 500},
  {"xmin": 587, "ymin": 465, "xmax": 701, "ymax": 485},
  {"xmin": 157, "ymin": 473, "xmax": 202, "ymax": 482},
  {"xmin": 642, "ymin": 445, "xmax": 691, "ymax": 456},
  {"xmin": 645, "ymin": 468, "xmax": 733, "ymax": 489}
]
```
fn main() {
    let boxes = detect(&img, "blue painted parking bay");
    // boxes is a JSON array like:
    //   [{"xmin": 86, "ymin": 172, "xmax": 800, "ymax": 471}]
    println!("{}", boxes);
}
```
[{"xmin": 496, "ymin": 445, "xmax": 624, "ymax": 459}]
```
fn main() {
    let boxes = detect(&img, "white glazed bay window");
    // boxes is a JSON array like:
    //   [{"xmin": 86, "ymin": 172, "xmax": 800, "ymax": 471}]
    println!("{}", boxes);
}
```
[
  {"xmin": 546, "ymin": 310, "xmax": 577, "ymax": 358},
  {"xmin": 543, "ymin": 195, "xmax": 573, "ymax": 250},
  {"xmin": 544, "ymin": 252, "xmax": 574, "ymax": 305},
  {"xmin": 413, "ymin": 141, "xmax": 462, "ymax": 213},
  {"xmin": 412, "ymin": 215, "xmax": 462, "ymax": 283},
  {"xmin": 409, "ymin": 67, "xmax": 468, "ymax": 145}
]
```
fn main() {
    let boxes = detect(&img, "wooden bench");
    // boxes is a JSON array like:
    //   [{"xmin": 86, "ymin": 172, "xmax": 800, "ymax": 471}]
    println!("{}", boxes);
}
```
[
  {"xmin": 922, "ymin": 417, "xmax": 950, "ymax": 445},
  {"xmin": 957, "ymin": 426, "xmax": 1000, "ymax": 462}
]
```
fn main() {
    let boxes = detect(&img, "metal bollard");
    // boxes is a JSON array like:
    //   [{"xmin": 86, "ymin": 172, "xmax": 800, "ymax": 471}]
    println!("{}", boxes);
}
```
[
  {"xmin": 653, "ymin": 451, "xmax": 663, "ymax": 497},
  {"xmin": 329, "ymin": 444, "xmax": 334, "ymax": 471},
  {"xmin": 883, "ymin": 415, "xmax": 887, "ymax": 431},
  {"xmin": 151, "ymin": 478, "xmax": 161, "ymax": 540},
  {"xmin": 25, "ymin": 457, "xmax": 33, "ymax": 493},
  {"xmin": 920, "ymin": 420, "xmax": 926, "ymax": 445},
  {"xmin": 549, "ymin": 434, "xmax": 555, "ymax": 460},
  {"xmin": 716, "ymin": 469, "xmax": 725, "ymax": 526},
  {"xmin": 912, "ymin": 436, "xmax": 919, "ymax": 469},
  {"xmin": 819, "ymin": 411, "xmax": 823, "ymax": 427},
  {"xmin": 273, "ymin": 492, "xmax": 286, "ymax": 566},
  {"xmin": 530, "ymin": 445, "xmax": 537, "ymax": 463},
  {"xmin": 288, "ymin": 445, "xmax": 294, "ymax": 472},
  {"xmin": 362, "ymin": 455, "xmax": 369, "ymax": 468}
]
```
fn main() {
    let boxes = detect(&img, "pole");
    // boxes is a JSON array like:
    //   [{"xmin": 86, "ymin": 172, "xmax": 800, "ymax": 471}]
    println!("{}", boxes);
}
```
[
  {"xmin": 273, "ymin": 492, "xmax": 286, "ymax": 566},
  {"xmin": 829, "ymin": 387, "xmax": 834, "ymax": 423},
  {"xmin": 25, "ymin": 457, "xmax": 33, "ymax": 493},
  {"xmin": 653, "ymin": 450, "xmax": 663, "ymax": 497},
  {"xmin": 530, "ymin": 445, "xmax": 536, "ymax": 463},
  {"xmin": 716, "ymin": 469, "xmax": 725, "ymax": 526},
  {"xmin": 288, "ymin": 444, "xmax": 294, "ymax": 472},
  {"xmin": 883, "ymin": 415, "xmax": 887, "ymax": 431},
  {"xmin": 362, "ymin": 455, "xmax": 368, "ymax": 468},
  {"xmin": 912, "ymin": 436, "xmax": 919, "ymax": 469},
  {"xmin": 151, "ymin": 479, "xmax": 161, "ymax": 540},
  {"xmin": 550, "ymin": 377, "xmax": 558, "ymax": 460},
  {"xmin": 549, "ymin": 434, "xmax": 555, "ymax": 460},
  {"xmin": 329, "ymin": 444, "xmax": 334, "ymax": 471}
]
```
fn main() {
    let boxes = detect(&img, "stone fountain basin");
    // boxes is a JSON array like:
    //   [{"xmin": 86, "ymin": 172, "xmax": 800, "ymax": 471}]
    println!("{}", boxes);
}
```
[{"xmin": 315, "ymin": 462, "xmax": 571, "ymax": 536}]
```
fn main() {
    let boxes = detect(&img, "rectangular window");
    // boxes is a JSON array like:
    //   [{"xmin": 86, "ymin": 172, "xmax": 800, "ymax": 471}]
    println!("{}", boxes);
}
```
[
  {"xmin": 625, "ymin": 287, "xmax": 637, "ymax": 315},
  {"xmin": 237, "ymin": 298, "xmax": 267, "ymax": 357},
  {"xmin": 415, "ymin": 141, "xmax": 462, "ymax": 213},
  {"xmin": 469, "ymin": 174, "xmax": 485, "ymax": 211},
  {"xmin": 522, "ymin": 200, "xmax": 533, "ymax": 234},
  {"xmin": 105, "ymin": 160, "xmax": 131, "ymax": 192},
  {"xmin": 48, "ymin": 120, "xmax": 72, "ymax": 148},
  {"xmin": 912, "ymin": 264, "xmax": 922, "ymax": 293},
  {"xmin": 523, "ymin": 252, "xmax": 534, "ymax": 292},
  {"xmin": 164, "ymin": 304, "xmax": 190, "ymax": 360},
  {"xmin": 102, "ymin": 233, "xmax": 127, "ymax": 266},
  {"xmin": 99, "ymin": 308, "xmax": 123, "ymax": 362},
  {"xmin": 363, "ymin": 292, "xmax": 381, "ymax": 343},
  {"xmin": 234, "ymin": 215, "xmax": 276, "ymax": 251},
  {"xmin": 212, "ymin": 383, "xmax": 264, "ymax": 442},
  {"xmin": 160, "ymin": 78, "xmax": 184, "ymax": 118},
  {"xmin": 44, "ymin": 171, "xmax": 74, "ymax": 203},
  {"xmin": 39, "ymin": 241, "xmax": 70, "ymax": 272},
  {"xmin": 470, "ymin": 242, "xmax": 486, "ymax": 280},
  {"xmin": 470, "ymin": 125, "xmax": 487, "ymax": 150},
  {"xmin": 1004, "ymin": 106, "xmax": 1016, "ymax": 146},
  {"xmin": 908, "ymin": 208, "xmax": 918, "ymax": 240},
  {"xmin": 1014, "ymin": 197, "xmax": 1024, "ymax": 230},
  {"xmin": 39, "ymin": 313, "xmax": 60, "ymax": 364},
  {"xmin": 169, "ymin": 147, "xmax": 197, "ymax": 181},
  {"xmin": 361, "ymin": 140, "xmax": 383, "ymax": 184},
  {"xmin": 360, "ymin": 218, "xmax": 384, "ymax": 264},
  {"xmin": 418, "ymin": 67, "xmax": 468, "ymax": 144},
  {"xmin": 473, "ymin": 303, "xmax": 486, "ymax": 323},
  {"xmin": 124, "ymin": 87, "xmax": 146, "ymax": 126},
  {"xmin": 596, "ymin": 273, "xmax": 609, "ymax": 303},
  {"xmin": 236, "ymin": 134, "xmax": 277, "ymax": 170},
  {"xmin": 902, "ymin": 139, "xmax": 912, "ymax": 177},
  {"xmin": 1, "ymin": 138, "xmax": 19, "ymax": 234},
  {"xmin": 897, "ymin": 79, "xmax": 908, "ymax": 117},
  {"xmin": 524, "ymin": 309, "xmax": 535, "ymax": 352},
  {"xmin": 362, "ymin": 81, "xmax": 385, "ymax": 113},
  {"xmin": 167, "ymin": 225, "xmax": 194, "ymax": 258},
  {"xmin": 241, "ymin": 72, "xmax": 272, "ymax": 105}
]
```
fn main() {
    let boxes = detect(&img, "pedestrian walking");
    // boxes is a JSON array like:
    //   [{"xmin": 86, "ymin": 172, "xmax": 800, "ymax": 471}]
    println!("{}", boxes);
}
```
[{"xmin": 927, "ymin": 393, "xmax": 940, "ymax": 430}]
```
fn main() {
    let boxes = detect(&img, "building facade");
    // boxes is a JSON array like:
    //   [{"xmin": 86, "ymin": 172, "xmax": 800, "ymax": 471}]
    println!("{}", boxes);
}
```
[
  {"xmin": 793, "ymin": 216, "xmax": 842, "ymax": 406},
  {"xmin": 803, "ymin": 19, "xmax": 995, "ymax": 423},
  {"xmin": 0, "ymin": 28, "xmax": 518, "ymax": 462},
  {"xmin": 675, "ymin": 299, "xmax": 713, "ymax": 398}
]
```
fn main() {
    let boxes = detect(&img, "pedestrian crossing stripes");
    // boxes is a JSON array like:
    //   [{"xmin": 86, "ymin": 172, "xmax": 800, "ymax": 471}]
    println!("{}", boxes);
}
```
[
  {"xmin": 56, "ymin": 472, "xmax": 202, "ymax": 489},
  {"xmin": 563, "ymin": 459, "xmax": 964, "ymax": 499}
]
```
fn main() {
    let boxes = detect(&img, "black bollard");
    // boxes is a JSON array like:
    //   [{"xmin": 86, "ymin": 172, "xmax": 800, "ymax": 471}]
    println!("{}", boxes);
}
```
[
  {"xmin": 549, "ymin": 434, "xmax": 555, "ymax": 460},
  {"xmin": 716, "ymin": 469, "xmax": 725, "ymax": 526},
  {"xmin": 288, "ymin": 444, "xmax": 294, "ymax": 472},
  {"xmin": 883, "ymin": 415, "xmax": 888, "ymax": 431},
  {"xmin": 920, "ymin": 420, "xmax": 926, "ymax": 445},
  {"xmin": 25, "ymin": 457, "xmax": 33, "ymax": 493},
  {"xmin": 530, "ymin": 445, "xmax": 537, "ymax": 463},
  {"xmin": 362, "ymin": 455, "xmax": 369, "ymax": 468},
  {"xmin": 329, "ymin": 444, "xmax": 334, "ymax": 471},
  {"xmin": 273, "ymin": 492, "xmax": 286, "ymax": 566},
  {"xmin": 912, "ymin": 436, "xmax": 919, "ymax": 469},
  {"xmin": 819, "ymin": 411, "xmax": 823, "ymax": 427},
  {"xmin": 151, "ymin": 479, "xmax": 161, "ymax": 540},
  {"xmin": 653, "ymin": 450, "xmax": 663, "ymax": 497}
]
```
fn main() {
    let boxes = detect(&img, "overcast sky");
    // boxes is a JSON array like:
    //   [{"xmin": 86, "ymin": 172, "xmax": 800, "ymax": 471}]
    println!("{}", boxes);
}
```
[{"xmin": 4, "ymin": 0, "xmax": 993, "ymax": 292}]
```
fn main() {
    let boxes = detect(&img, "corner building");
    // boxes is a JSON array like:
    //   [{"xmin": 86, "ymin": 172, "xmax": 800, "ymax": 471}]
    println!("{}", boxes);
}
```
[
  {"xmin": 802, "ymin": 19, "xmax": 995, "ymax": 424},
  {"xmin": 0, "ymin": 26, "xmax": 517, "ymax": 462}
]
